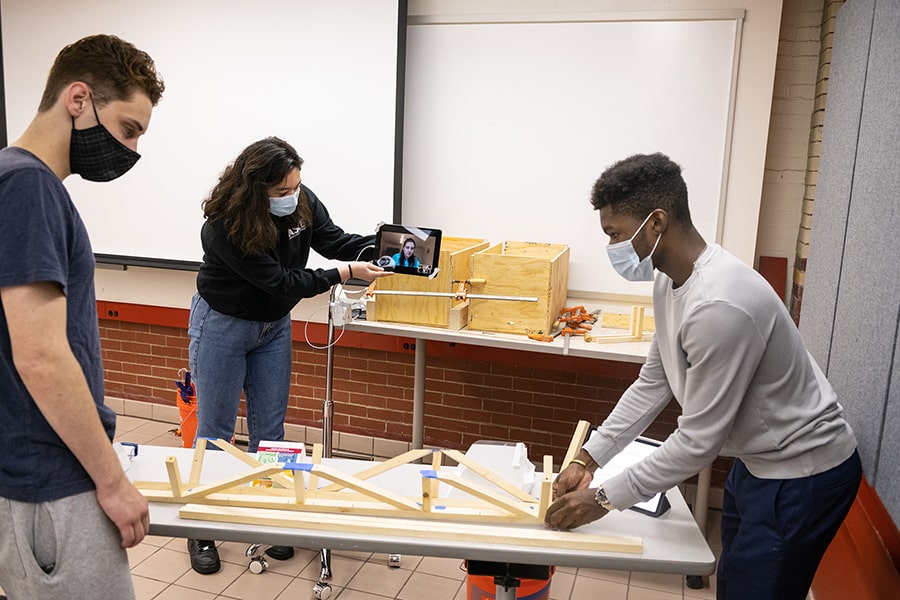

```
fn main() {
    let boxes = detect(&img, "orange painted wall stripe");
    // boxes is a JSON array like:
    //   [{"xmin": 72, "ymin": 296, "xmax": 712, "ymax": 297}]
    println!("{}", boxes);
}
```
[{"xmin": 811, "ymin": 476, "xmax": 900, "ymax": 599}]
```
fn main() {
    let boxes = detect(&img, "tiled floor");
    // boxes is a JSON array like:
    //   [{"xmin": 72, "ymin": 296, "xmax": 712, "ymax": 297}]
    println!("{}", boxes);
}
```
[{"xmin": 4, "ymin": 415, "xmax": 723, "ymax": 600}]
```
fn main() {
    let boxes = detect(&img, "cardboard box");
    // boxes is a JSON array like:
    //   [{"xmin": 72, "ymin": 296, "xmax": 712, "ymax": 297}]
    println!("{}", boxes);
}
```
[
  {"xmin": 372, "ymin": 236, "xmax": 489, "ymax": 329},
  {"xmin": 467, "ymin": 241, "xmax": 569, "ymax": 335}
]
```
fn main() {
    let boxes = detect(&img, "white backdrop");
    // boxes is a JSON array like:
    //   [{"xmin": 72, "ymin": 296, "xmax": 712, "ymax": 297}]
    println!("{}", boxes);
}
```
[
  {"xmin": 402, "ymin": 14, "xmax": 741, "ymax": 297},
  {"xmin": 2, "ymin": 0, "xmax": 401, "ymax": 267}
]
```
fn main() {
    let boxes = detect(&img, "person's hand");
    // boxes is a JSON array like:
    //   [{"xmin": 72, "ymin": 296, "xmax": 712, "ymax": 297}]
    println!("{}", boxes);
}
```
[
  {"xmin": 95, "ymin": 476, "xmax": 150, "ymax": 548},
  {"xmin": 349, "ymin": 261, "xmax": 392, "ymax": 282},
  {"xmin": 544, "ymin": 487, "xmax": 609, "ymax": 530},
  {"xmin": 552, "ymin": 462, "xmax": 593, "ymax": 500}
]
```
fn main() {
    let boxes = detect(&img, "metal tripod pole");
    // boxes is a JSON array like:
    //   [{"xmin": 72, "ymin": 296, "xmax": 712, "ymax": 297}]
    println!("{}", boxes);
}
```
[{"xmin": 318, "ymin": 286, "xmax": 337, "ymax": 588}]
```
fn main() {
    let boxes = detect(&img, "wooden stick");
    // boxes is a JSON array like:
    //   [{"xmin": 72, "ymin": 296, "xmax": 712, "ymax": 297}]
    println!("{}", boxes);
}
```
[
  {"xmin": 585, "ymin": 333, "xmax": 650, "ymax": 343},
  {"xmin": 179, "ymin": 465, "xmax": 286, "ymax": 501},
  {"xmin": 188, "ymin": 438, "xmax": 207, "ymax": 487},
  {"xmin": 630, "ymin": 305, "xmax": 645, "ymax": 338},
  {"xmin": 307, "ymin": 443, "xmax": 323, "ymax": 494},
  {"xmin": 427, "ymin": 470, "xmax": 537, "ymax": 520},
  {"xmin": 165, "ymin": 456, "xmax": 184, "ymax": 499},
  {"xmin": 319, "ymin": 448, "xmax": 433, "ymax": 493},
  {"xmin": 538, "ymin": 455, "xmax": 553, "ymax": 520},
  {"xmin": 179, "ymin": 503, "xmax": 643, "ymax": 554},
  {"xmin": 142, "ymin": 488, "xmax": 539, "ymax": 522},
  {"xmin": 441, "ymin": 449, "xmax": 536, "ymax": 503},
  {"xmin": 309, "ymin": 464, "xmax": 420, "ymax": 511},
  {"xmin": 421, "ymin": 472, "xmax": 436, "ymax": 512},
  {"xmin": 292, "ymin": 469, "xmax": 306, "ymax": 504},
  {"xmin": 431, "ymin": 449, "xmax": 443, "ymax": 470},
  {"xmin": 562, "ymin": 420, "xmax": 591, "ymax": 469},
  {"xmin": 206, "ymin": 438, "xmax": 295, "ymax": 489}
]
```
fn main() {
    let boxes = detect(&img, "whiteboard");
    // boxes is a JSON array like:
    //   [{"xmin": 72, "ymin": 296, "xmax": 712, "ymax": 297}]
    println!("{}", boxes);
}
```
[
  {"xmin": 402, "ymin": 14, "xmax": 741, "ymax": 297},
  {"xmin": 1, "ymin": 0, "xmax": 401, "ymax": 267}
]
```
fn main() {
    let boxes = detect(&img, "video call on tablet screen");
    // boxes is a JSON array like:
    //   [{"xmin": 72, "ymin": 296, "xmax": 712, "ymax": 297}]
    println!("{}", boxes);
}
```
[{"xmin": 373, "ymin": 225, "xmax": 442, "ymax": 277}]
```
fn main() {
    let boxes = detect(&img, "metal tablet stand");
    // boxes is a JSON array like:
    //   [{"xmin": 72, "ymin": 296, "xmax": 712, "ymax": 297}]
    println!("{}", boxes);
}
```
[
  {"xmin": 311, "ymin": 285, "xmax": 338, "ymax": 598},
  {"xmin": 311, "ymin": 284, "xmax": 401, "ymax": 599}
]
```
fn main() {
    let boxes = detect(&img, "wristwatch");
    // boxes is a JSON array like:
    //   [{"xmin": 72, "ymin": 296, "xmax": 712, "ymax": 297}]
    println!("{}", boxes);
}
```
[{"xmin": 594, "ymin": 485, "xmax": 615, "ymax": 511}]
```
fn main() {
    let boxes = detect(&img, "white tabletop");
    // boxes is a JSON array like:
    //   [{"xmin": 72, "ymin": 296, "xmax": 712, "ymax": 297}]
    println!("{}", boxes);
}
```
[
  {"xmin": 127, "ymin": 445, "xmax": 714, "ymax": 575},
  {"xmin": 345, "ymin": 319, "xmax": 651, "ymax": 363}
]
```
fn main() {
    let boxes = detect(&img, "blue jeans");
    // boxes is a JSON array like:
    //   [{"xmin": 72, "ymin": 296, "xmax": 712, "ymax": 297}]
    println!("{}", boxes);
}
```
[
  {"xmin": 717, "ymin": 450, "xmax": 861, "ymax": 600},
  {"xmin": 188, "ymin": 294, "xmax": 293, "ymax": 452}
]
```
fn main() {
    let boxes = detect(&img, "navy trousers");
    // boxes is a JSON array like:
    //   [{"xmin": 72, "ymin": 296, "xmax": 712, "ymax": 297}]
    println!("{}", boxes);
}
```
[{"xmin": 717, "ymin": 450, "xmax": 861, "ymax": 600}]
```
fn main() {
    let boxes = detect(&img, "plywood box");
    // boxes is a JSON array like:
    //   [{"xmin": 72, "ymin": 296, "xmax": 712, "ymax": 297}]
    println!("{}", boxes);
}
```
[
  {"xmin": 372, "ymin": 236, "xmax": 490, "ymax": 328},
  {"xmin": 467, "ymin": 241, "xmax": 569, "ymax": 335}
]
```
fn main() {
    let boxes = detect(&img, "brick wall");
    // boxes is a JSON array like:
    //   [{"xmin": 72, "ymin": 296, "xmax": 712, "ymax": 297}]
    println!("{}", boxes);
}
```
[
  {"xmin": 756, "ymin": 0, "xmax": 829, "ymax": 305},
  {"xmin": 99, "ymin": 313, "xmax": 734, "ymax": 489}
]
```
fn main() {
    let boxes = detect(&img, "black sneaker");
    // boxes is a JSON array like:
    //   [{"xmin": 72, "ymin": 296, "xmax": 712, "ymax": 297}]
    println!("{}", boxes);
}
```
[
  {"xmin": 188, "ymin": 538, "xmax": 221, "ymax": 574},
  {"xmin": 265, "ymin": 545, "xmax": 295, "ymax": 560}
]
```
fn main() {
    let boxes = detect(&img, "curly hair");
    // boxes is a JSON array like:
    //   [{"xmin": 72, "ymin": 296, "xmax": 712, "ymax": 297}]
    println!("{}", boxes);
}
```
[
  {"xmin": 39, "ymin": 34, "xmax": 164, "ymax": 111},
  {"xmin": 590, "ymin": 153, "xmax": 692, "ymax": 225},
  {"xmin": 202, "ymin": 137, "xmax": 312, "ymax": 255}
]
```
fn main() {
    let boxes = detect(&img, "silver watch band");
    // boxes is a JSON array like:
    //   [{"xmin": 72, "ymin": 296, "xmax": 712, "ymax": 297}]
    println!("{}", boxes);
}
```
[{"xmin": 594, "ymin": 485, "xmax": 615, "ymax": 511}]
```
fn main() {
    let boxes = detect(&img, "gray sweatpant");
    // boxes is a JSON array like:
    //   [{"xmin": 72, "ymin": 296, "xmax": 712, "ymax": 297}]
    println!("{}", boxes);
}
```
[{"xmin": 0, "ymin": 490, "xmax": 135, "ymax": 600}]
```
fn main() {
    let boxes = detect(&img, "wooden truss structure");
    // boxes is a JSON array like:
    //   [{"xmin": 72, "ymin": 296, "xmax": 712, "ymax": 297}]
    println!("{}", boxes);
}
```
[
  {"xmin": 584, "ymin": 305, "xmax": 654, "ymax": 344},
  {"xmin": 133, "ymin": 420, "xmax": 642, "ymax": 553}
]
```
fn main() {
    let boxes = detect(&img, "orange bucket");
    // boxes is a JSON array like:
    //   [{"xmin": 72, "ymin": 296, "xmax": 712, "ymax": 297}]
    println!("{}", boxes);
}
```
[
  {"xmin": 177, "ymin": 392, "xmax": 197, "ymax": 448},
  {"xmin": 466, "ymin": 567, "xmax": 554, "ymax": 600}
]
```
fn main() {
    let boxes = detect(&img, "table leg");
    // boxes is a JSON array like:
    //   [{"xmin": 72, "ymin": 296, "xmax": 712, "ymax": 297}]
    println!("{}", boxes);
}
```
[
  {"xmin": 686, "ymin": 463, "xmax": 713, "ymax": 590},
  {"xmin": 412, "ymin": 338, "xmax": 426, "ymax": 449},
  {"xmin": 692, "ymin": 464, "xmax": 712, "ymax": 536},
  {"xmin": 494, "ymin": 582, "xmax": 518, "ymax": 600}
]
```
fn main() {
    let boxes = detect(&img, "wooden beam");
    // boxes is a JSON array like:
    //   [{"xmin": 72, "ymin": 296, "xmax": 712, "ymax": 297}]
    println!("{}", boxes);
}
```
[
  {"xmin": 424, "ymin": 470, "xmax": 537, "ymax": 520},
  {"xmin": 319, "ymin": 448, "xmax": 433, "ymax": 493},
  {"xmin": 562, "ymin": 420, "xmax": 591, "ymax": 469},
  {"xmin": 309, "ymin": 464, "xmax": 420, "ymax": 511},
  {"xmin": 179, "ymin": 503, "xmax": 643, "ymax": 554},
  {"xmin": 165, "ymin": 456, "xmax": 184, "ymax": 499},
  {"xmin": 188, "ymin": 438, "xmax": 207, "ymax": 487},
  {"xmin": 539, "ymin": 455, "xmax": 553, "ymax": 520},
  {"xmin": 441, "ymin": 449, "xmax": 536, "ymax": 503},
  {"xmin": 179, "ymin": 465, "xmax": 286, "ymax": 501}
]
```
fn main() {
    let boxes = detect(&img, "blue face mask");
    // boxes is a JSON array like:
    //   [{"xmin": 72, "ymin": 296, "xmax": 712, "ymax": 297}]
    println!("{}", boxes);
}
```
[
  {"xmin": 606, "ymin": 211, "xmax": 661, "ymax": 282},
  {"xmin": 269, "ymin": 190, "xmax": 299, "ymax": 217}
]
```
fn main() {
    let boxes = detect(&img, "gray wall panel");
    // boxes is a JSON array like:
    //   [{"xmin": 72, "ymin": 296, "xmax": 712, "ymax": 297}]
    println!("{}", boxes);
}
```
[
  {"xmin": 801, "ymin": 0, "xmax": 873, "ymax": 368},
  {"xmin": 828, "ymin": 0, "xmax": 900, "ymax": 479},
  {"xmin": 865, "ymin": 0, "xmax": 900, "ymax": 521},
  {"xmin": 803, "ymin": 0, "xmax": 900, "ymax": 526}
]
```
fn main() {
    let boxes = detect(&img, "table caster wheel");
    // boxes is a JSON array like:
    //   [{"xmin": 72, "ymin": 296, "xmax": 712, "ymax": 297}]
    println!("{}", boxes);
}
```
[
  {"xmin": 388, "ymin": 553, "xmax": 401, "ymax": 568},
  {"xmin": 313, "ymin": 581, "xmax": 333, "ymax": 599},
  {"xmin": 685, "ymin": 575, "xmax": 704, "ymax": 589},
  {"xmin": 249, "ymin": 556, "xmax": 268, "ymax": 574}
]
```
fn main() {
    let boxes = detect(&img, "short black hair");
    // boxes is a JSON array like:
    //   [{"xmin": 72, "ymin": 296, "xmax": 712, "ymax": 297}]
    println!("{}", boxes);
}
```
[{"xmin": 590, "ymin": 153, "xmax": 691, "ymax": 224}]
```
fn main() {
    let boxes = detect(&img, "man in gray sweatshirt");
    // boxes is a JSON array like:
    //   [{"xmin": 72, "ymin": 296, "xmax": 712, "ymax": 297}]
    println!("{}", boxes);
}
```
[{"xmin": 545, "ymin": 152, "xmax": 860, "ymax": 600}]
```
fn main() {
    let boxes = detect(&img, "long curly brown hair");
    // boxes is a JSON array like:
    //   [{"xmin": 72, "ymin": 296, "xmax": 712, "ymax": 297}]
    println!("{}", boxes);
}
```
[{"xmin": 202, "ymin": 137, "xmax": 312, "ymax": 255}]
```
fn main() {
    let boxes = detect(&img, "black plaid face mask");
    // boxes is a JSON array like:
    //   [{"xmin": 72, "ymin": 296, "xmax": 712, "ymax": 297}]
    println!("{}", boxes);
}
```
[{"xmin": 69, "ymin": 99, "xmax": 141, "ymax": 182}]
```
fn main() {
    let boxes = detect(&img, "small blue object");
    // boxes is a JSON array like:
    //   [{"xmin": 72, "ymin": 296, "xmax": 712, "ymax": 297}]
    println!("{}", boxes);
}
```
[
  {"xmin": 420, "ymin": 469, "xmax": 438, "ymax": 479},
  {"xmin": 283, "ymin": 462, "xmax": 313, "ymax": 472},
  {"xmin": 120, "ymin": 441, "xmax": 139, "ymax": 457}
]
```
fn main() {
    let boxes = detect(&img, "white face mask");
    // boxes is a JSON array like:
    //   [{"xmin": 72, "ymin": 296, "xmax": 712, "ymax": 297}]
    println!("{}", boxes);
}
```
[
  {"xmin": 606, "ymin": 211, "xmax": 661, "ymax": 282},
  {"xmin": 269, "ymin": 190, "xmax": 299, "ymax": 217}
]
